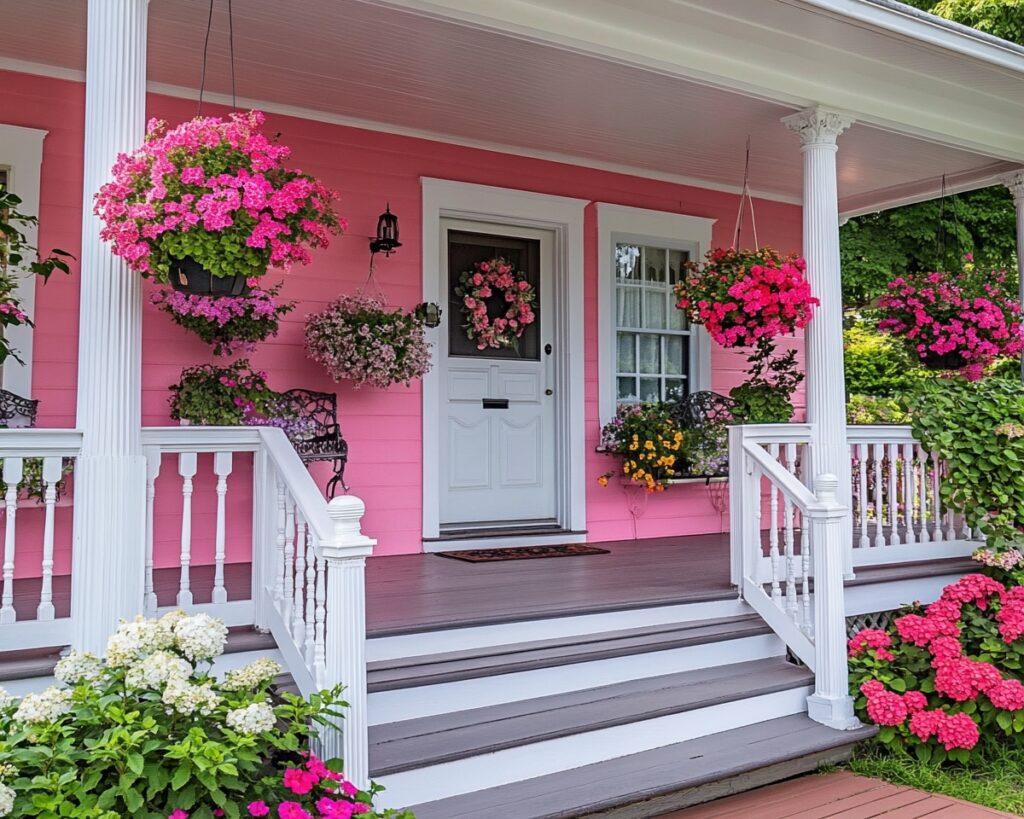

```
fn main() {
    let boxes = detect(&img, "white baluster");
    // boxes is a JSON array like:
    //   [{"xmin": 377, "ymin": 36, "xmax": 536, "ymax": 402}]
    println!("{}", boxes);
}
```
[
  {"xmin": 0, "ymin": 457, "xmax": 22, "ymax": 624},
  {"xmin": 305, "ymin": 535, "xmax": 317, "ymax": 665},
  {"xmin": 902, "ymin": 443, "xmax": 915, "ymax": 545},
  {"xmin": 873, "ymin": 443, "xmax": 885, "ymax": 547},
  {"xmin": 177, "ymin": 452, "xmax": 198, "ymax": 608},
  {"xmin": 212, "ymin": 452, "xmax": 233, "ymax": 605},
  {"xmin": 36, "ymin": 457, "xmax": 63, "ymax": 621},
  {"xmin": 887, "ymin": 443, "xmax": 899, "ymax": 546},
  {"xmin": 935, "ymin": 452, "xmax": 954, "ymax": 541},
  {"xmin": 274, "ymin": 478, "xmax": 286, "ymax": 604},
  {"xmin": 784, "ymin": 444, "xmax": 798, "ymax": 621},
  {"xmin": 916, "ymin": 445, "xmax": 930, "ymax": 543},
  {"xmin": 313, "ymin": 546, "xmax": 326, "ymax": 688},
  {"xmin": 292, "ymin": 511, "xmax": 307, "ymax": 643},
  {"xmin": 856, "ymin": 444, "xmax": 869, "ymax": 549},
  {"xmin": 801, "ymin": 517, "xmax": 812, "ymax": 638},
  {"xmin": 283, "ymin": 493, "xmax": 296, "ymax": 623},
  {"xmin": 144, "ymin": 447, "xmax": 161, "ymax": 615},
  {"xmin": 767, "ymin": 444, "xmax": 781, "ymax": 604}
]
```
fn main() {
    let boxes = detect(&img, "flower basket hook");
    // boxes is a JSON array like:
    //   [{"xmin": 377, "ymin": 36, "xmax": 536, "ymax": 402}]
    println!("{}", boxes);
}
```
[{"xmin": 732, "ymin": 136, "xmax": 760, "ymax": 251}]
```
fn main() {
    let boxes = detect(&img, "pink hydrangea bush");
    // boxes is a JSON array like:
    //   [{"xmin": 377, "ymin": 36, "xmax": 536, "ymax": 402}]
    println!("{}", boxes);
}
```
[
  {"xmin": 304, "ymin": 294, "xmax": 431, "ymax": 389},
  {"xmin": 849, "ymin": 573, "xmax": 1024, "ymax": 762},
  {"xmin": 878, "ymin": 256, "xmax": 1023, "ymax": 378},
  {"xmin": 152, "ymin": 283, "xmax": 296, "ymax": 356},
  {"xmin": 673, "ymin": 247, "xmax": 817, "ymax": 349},
  {"xmin": 94, "ymin": 111, "xmax": 342, "ymax": 284}
]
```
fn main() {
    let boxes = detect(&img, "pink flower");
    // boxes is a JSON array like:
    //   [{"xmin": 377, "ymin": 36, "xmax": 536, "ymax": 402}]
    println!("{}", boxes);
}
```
[
  {"xmin": 277, "ymin": 803, "xmax": 313, "ymax": 819},
  {"xmin": 247, "ymin": 803, "xmax": 270, "ymax": 817},
  {"xmin": 903, "ymin": 690, "xmax": 928, "ymax": 713},
  {"xmin": 283, "ymin": 766, "xmax": 320, "ymax": 795},
  {"xmin": 848, "ymin": 628, "xmax": 892, "ymax": 657},
  {"xmin": 909, "ymin": 708, "xmax": 944, "ymax": 741},
  {"xmin": 936, "ymin": 712, "xmax": 980, "ymax": 750},
  {"xmin": 169, "ymin": 812, "xmax": 189, "ymax": 819}
]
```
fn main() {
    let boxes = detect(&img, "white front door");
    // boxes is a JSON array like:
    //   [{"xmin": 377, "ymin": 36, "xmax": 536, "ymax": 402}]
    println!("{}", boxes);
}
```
[{"xmin": 438, "ymin": 220, "xmax": 557, "ymax": 532}]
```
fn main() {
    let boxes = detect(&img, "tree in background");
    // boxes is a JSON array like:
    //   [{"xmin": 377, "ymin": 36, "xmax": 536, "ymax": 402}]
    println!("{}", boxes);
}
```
[{"xmin": 839, "ymin": 0, "xmax": 1022, "ymax": 310}]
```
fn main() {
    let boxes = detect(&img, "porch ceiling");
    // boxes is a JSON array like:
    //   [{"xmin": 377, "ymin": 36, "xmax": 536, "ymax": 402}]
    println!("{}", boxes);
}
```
[{"xmin": 1, "ymin": 0, "xmax": 1021, "ymax": 214}]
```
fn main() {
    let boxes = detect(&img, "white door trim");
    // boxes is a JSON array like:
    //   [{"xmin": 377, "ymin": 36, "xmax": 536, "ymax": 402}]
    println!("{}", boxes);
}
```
[
  {"xmin": 0, "ymin": 124, "xmax": 48, "ymax": 400},
  {"xmin": 421, "ymin": 178, "xmax": 587, "ymax": 543}
]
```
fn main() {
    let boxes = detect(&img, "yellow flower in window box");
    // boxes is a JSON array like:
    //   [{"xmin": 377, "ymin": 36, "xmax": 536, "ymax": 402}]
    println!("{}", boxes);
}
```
[{"xmin": 598, "ymin": 402, "xmax": 686, "ymax": 492}]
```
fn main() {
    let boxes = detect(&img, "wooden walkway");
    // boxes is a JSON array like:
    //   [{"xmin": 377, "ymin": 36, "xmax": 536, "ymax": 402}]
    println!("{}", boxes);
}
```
[{"xmin": 663, "ymin": 771, "xmax": 1015, "ymax": 818}]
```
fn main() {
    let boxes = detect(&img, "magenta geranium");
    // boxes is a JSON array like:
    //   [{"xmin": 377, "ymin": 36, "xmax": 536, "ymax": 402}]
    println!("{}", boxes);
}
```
[
  {"xmin": 152, "ymin": 283, "xmax": 295, "ymax": 355},
  {"xmin": 94, "ymin": 110, "xmax": 343, "ymax": 285},
  {"xmin": 455, "ymin": 256, "xmax": 536, "ymax": 351},
  {"xmin": 674, "ymin": 247, "xmax": 817, "ymax": 349},
  {"xmin": 848, "ymin": 572, "xmax": 1024, "ymax": 761},
  {"xmin": 878, "ymin": 256, "xmax": 1023, "ymax": 378}
]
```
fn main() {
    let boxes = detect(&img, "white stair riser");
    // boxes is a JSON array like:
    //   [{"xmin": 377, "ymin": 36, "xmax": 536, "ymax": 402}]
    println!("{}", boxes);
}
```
[
  {"xmin": 375, "ymin": 685, "xmax": 813, "ymax": 809},
  {"xmin": 368, "ymin": 600, "xmax": 751, "ymax": 662},
  {"xmin": 845, "ymin": 575, "xmax": 960, "ymax": 617},
  {"xmin": 2, "ymin": 675, "xmax": 56, "ymax": 696},
  {"xmin": 368, "ymin": 633, "xmax": 785, "ymax": 724}
]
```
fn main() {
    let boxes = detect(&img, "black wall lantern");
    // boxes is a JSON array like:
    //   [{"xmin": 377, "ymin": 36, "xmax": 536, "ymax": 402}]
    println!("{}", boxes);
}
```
[{"xmin": 369, "ymin": 204, "xmax": 402, "ymax": 257}]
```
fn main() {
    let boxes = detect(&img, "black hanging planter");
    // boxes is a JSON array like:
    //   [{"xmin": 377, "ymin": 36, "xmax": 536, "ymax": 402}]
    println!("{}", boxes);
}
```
[
  {"xmin": 920, "ymin": 350, "xmax": 968, "ymax": 370},
  {"xmin": 169, "ymin": 256, "xmax": 252, "ymax": 298}
]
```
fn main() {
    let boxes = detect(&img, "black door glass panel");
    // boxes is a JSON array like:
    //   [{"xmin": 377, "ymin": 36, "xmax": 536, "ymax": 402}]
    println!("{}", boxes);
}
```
[{"xmin": 447, "ymin": 230, "xmax": 541, "ymax": 361}]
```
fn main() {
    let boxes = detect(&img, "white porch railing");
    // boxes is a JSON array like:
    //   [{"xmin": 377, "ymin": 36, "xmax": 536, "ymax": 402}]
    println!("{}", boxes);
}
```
[{"xmin": 0, "ymin": 425, "xmax": 373, "ymax": 789}]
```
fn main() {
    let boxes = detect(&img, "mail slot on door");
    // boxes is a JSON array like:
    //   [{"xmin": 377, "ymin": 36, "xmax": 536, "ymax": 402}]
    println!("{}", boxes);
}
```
[{"xmin": 482, "ymin": 398, "xmax": 510, "ymax": 409}]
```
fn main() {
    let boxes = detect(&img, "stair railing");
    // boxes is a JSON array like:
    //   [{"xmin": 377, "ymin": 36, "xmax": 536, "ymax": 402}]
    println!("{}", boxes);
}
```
[{"xmin": 729, "ymin": 424, "xmax": 859, "ymax": 730}]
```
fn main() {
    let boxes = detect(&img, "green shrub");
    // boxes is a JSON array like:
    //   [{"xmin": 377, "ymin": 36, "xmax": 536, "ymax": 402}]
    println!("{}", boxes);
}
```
[
  {"xmin": 729, "ymin": 342, "xmax": 802, "ymax": 424},
  {"xmin": 847, "ymin": 394, "xmax": 912, "ymax": 425},
  {"xmin": 844, "ymin": 324, "xmax": 923, "ymax": 397},
  {"xmin": 908, "ymin": 378, "xmax": 1024, "ymax": 551}
]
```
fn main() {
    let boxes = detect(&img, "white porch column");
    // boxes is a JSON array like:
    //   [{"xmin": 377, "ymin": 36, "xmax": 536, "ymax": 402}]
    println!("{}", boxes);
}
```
[
  {"xmin": 70, "ymin": 0, "xmax": 149, "ymax": 654},
  {"xmin": 319, "ymin": 495, "xmax": 375, "ymax": 789},
  {"xmin": 1005, "ymin": 171, "xmax": 1024, "ymax": 381},
  {"xmin": 783, "ymin": 106, "xmax": 854, "ymax": 573}
]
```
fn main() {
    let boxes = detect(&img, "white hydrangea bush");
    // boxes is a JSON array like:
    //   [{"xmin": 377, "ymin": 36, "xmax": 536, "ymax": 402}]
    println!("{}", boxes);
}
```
[{"xmin": 0, "ymin": 611, "xmax": 351, "ymax": 818}]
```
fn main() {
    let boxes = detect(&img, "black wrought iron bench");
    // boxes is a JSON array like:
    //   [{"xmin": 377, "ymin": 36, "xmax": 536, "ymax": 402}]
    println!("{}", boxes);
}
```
[
  {"xmin": 278, "ymin": 388, "xmax": 348, "ymax": 498},
  {"xmin": 668, "ymin": 390, "xmax": 735, "ymax": 479},
  {"xmin": 0, "ymin": 389, "xmax": 39, "ymax": 428}
]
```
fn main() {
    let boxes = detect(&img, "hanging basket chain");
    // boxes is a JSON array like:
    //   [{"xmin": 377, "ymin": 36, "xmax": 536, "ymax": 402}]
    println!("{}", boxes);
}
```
[
  {"xmin": 732, "ymin": 136, "xmax": 760, "ymax": 250},
  {"xmin": 196, "ymin": 0, "xmax": 239, "ymax": 116}
]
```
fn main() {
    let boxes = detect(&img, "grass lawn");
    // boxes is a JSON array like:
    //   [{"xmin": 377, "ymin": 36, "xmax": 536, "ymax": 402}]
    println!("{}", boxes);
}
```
[{"xmin": 848, "ymin": 740, "xmax": 1024, "ymax": 815}]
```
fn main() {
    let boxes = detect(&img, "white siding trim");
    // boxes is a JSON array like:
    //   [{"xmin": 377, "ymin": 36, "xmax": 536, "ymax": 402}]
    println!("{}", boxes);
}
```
[
  {"xmin": 420, "ymin": 179, "xmax": 587, "ymax": 542},
  {"xmin": 0, "ymin": 124, "xmax": 47, "ymax": 401},
  {"xmin": 597, "ymin": 204, "xmax": 715, "ymax": 425}
]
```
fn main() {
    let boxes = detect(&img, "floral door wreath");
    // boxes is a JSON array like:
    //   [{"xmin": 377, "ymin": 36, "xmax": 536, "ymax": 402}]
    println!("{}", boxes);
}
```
[{"xmin": 455, "ymin": 257, "xmax": 537, "ymax": 350}]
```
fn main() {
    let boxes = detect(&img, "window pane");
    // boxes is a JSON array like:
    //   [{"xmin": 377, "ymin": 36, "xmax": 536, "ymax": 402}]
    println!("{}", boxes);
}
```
[
  {"xmin": 639, "ymin": 335, "xmax": 661, "ymax": 374},
  {"xmin": 644, "ymin": 290, "xmax": 666, "ymax": 329},
  {"xmin": 665, "ymin": 378, "xmax": 686, "ymax": 402},
  {"xmin": 616, "ymin": 286, "xmax": 640, "ymax": 327},
  {"xmin": 616, "ymin": 332, "xmax": 636, "ymax": 373},
  {"xmin": 617, "ymin": 377, "xmax": 637, "ymax": 402},
  {"xmin": 639, "ymin": 378, "xmax": 661, "ymax": 402},
  {"xmin": 665, "ymin": 335, "xmax": 688, "ymax": 375},
  {"xmin": 668, "ymin": 249, "xmax": 688, "ymax": 285},
  {"xmin": 642, "ymin": 247, "xmax": 666, "ymax": 283},
  {"xmin": 615, "ymin": 244, "xmax": 640, "ymax": 280}
]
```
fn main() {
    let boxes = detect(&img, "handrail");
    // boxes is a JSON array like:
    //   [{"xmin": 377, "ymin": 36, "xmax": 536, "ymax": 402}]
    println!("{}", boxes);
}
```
[
  {"xmin": 847, "ymin": 424, "xmax": 916, "ymax": 443},
  {"xmin": 742, "ymin": 442, "xmax": 817, "ymax": 512},
  {"xmin": 0, "ymin": 429, "xmax": 83, "ymax": 455},
  {"xmin": 255, "ymin": 427, "xmax": 333, "ymax": 543},
  {"xmin": 140, "ymin": 426, "xmax": 262, "ymax": 452}
]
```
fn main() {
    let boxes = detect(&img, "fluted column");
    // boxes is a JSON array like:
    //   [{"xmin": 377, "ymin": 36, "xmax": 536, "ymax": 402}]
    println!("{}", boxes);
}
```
[
  {"xmin": 319, "ymin": 495, "xmax": 375, "ymax": 789},
  {"xmin": 1005, "ymin": 171, "xmax": 1024, "ymax": 382},
  {"xmin": 783, "ymin": 106, "xmax": 854, "ymax": 574},
  {"xmin": 70, "ymin": 0, "xmax": 149, "ymax": 654}
]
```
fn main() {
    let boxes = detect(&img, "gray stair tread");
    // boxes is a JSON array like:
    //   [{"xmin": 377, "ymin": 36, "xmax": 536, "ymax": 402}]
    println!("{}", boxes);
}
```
[
  {"xmin": 224, "ymin": 625, "xmax": 278, "ymax": 654},
  {"xmin": 847, "ymin": 557, "xmax": 976, "ymax": 586},
  {"xmin": 407, "ymin": 714, "xmax": 877, "ymax": 819},
  {"xmin": 369, "ymin": 657, "xmax": 812, "ymax": 777},
  {"xmin": 368, "ymin": 614, "xmax": 772, "ymax": 692}
]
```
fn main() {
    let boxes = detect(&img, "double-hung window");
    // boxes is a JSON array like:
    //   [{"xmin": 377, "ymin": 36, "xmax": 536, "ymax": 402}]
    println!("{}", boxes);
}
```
[{"xmin": 598, "ymin": 204, "xmax": 714, "ymax": 424}]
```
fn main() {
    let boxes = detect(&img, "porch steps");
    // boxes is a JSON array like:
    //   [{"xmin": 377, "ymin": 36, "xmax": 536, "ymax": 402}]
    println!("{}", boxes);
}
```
[
  {"xmin": 369, "ymin": 656, "xmax": 813, "ymax": 777},
  {"xmin": 406, "ymin": 714, "xmax": 876, "ymax": 819},
  {"xmin": 367, "ymin": 613, "xmax": 773, "ymax": 692}
]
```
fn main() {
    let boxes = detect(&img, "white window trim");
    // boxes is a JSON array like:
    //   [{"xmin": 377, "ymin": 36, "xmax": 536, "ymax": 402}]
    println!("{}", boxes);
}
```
[
  {"xmin": 597, "ymin": 203, "xmax": 715, "ymax": 425},
  {"xmin": 420, "ymin": 178, "xmax": 587, "ymax": 542},
  {"xmin": 0, "ymin": 124, "xmax": 48, "ymax": 400}
]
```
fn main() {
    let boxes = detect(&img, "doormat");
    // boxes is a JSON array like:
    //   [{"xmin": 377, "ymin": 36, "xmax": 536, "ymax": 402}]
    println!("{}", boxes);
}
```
[{"xmin": 436, "ymin": 544, "xmax": 610, "ymax": 563}]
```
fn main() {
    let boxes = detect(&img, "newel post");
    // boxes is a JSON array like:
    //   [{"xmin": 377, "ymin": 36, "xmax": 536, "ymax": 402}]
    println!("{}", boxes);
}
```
[
  {"xmin": 806, "ymin": 474, "xmax": 859, "ymax": 730},
  {"xmin": 318, "ymin": 495, "xmax": 375, "ymax": 789}
]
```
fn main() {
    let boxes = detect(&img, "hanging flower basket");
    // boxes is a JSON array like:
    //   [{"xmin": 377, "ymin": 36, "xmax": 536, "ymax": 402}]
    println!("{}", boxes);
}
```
[
  {"xmin": 94, "ymin": 110, "xmax": 343, "ymax": 296},
  {"xmin": 455, "ymin": 257, "xmax": 536, "ymax": 351},
  {"xmin": 878, "ymin": 257, "xmax": 1023, "ymax": 379},
  {"xmin": 151, "ymin": 282, "xmax": 295, "ymax": 356},
  {"xmin": 674, "ymin": 247, "xmax": 817, "ymax": 349},
  {"xmin": 304, "ymin": 293, "xmax": 432, "ymax": 389}
]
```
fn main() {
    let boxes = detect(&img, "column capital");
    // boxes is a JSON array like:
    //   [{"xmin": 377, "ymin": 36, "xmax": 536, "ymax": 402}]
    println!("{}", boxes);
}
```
[
  {"xmin": 1003, "ymin": 170, "xmax": 1024, "ymax": 203},
  {"xmin": 782, "ymin": 106, "xmax": 853, "ymax": 146}
]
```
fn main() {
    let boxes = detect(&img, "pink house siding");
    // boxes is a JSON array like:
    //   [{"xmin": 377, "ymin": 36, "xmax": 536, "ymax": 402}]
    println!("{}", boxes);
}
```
[{"xmin": 2, "ymin": 69, "xmax": 803, "ymax": 560}]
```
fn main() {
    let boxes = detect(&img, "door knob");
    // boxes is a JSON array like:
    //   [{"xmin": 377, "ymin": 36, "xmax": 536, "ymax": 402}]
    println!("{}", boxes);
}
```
[
  {"xmin": 545, "ymin": 388, "xmax": 554, "ymax": 396},
  {"xmin": 544, "ymin": 343, "xmax": 552, "ymax": 355}
]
